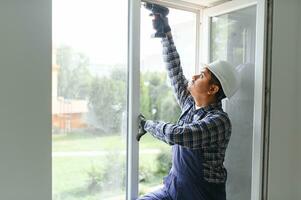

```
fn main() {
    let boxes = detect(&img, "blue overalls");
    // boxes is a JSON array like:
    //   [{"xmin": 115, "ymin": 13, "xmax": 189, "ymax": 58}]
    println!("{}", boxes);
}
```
[{"xmin": 138, "ymin": 144, "xmax": 226, "ymax": 200}]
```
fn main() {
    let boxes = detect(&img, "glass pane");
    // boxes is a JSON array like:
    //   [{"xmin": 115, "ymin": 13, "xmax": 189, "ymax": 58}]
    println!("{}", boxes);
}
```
[
  {"xmin": 139, "ymin": 6, "xmax": 196, "ymax": 196},
  {"xmin": 52, "ymin": 1, "xmax": 127, "ymax": 199},
  {"xmin": 210, "ymin": 6, "xmax": 256, "ymax": 200}
]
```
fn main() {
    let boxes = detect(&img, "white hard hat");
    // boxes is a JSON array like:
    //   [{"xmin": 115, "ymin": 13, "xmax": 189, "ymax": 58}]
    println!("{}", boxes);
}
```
[{"xmin": 206, "ymin": 60, "xmax": 239, "ymax": 98}]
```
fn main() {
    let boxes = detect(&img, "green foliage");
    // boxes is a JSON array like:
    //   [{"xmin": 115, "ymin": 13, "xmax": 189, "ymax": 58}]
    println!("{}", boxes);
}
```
[
  {"xmin": 143, "ymin": 72, "xmax": 168, "ymax": 120},
  {"xmin": 88, "ymin": 74, "xmax": 126, "ymax": 134},
  {"xmin": 139, "ymin": 165, "xmax": 153, "ymax": 183},
  {"xmin": 158, "ymin": 90, "xmax": 181, "ymax": 123},
  {"xmin": 56, "ymin": 46, "xmax": 92, "ymax": 99},
  {"xmin": 85, "ymin": 154, "xmax": 126, "ymax": 194},
  {"xmin": 138, "ymin": 148, "xmax": 172, "ymax": 185},
  {"xmin": 156, "ymin": 148, "xmax": 172, "ymax": 174},
  {"xmin": 140, "ymin": 76, "xmax": 151, "ymax": 119},
  {"xmin": 140, "ymin": 71, "xmax": 181, "ymax": 123},
  {"xmin": 86, "ymin": 164, "xmax": 104, "ymax": 193},
  {"xmin": 100, "ymin": 153, "xmax": 126, "ymax": 190},
  {"xmin": 110, "ymin": 68, "xmax": 127, "ymax": 110}
]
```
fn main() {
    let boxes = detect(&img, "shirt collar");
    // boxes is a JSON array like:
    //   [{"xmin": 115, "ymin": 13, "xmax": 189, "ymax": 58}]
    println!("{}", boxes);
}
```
[{"xmin": 194, "ymin": 101, "xmax": 222, "ymax": 112}]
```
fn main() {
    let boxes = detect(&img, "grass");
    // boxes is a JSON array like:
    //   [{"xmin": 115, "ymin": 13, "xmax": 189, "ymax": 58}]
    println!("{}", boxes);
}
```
[
  {"xmin": 52, "ymin": 131, "xmax": 171, "ymax": 200},
  {"xmin": 52, "ymin": 131, "xmax": 168, "ymax": 152},
  {"xmin": 53, "ymin": 156, "xmax": 125, "ymax": 200}
]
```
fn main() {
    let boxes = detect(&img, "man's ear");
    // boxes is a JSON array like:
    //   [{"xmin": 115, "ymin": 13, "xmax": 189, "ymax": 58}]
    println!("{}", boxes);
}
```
[{"xmin": 208, "ymin": 84, "xmax": 219, "ymax": 95}]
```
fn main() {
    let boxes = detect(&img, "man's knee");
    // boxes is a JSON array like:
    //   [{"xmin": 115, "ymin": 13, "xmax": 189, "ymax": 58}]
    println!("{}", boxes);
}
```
[{"xmin": 136, "ymin": 187, "xmax": 170, "ymax": 200}]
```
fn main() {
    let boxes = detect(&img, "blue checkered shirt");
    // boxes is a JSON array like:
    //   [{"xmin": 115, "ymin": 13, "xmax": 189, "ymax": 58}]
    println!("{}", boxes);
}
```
[{"xmin": 144, "ymin": 36, "xmax": 232, "ymax": 183}]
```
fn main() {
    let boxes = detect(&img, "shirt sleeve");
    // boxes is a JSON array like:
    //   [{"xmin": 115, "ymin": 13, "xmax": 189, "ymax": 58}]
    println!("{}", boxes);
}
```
[
  {"xmin": 161, "ymin": 36, "xmax": 190, "ymax": 109},
  {"xmin": 144, "ymin": 113, "xmax": 231, "ymax": 149}
]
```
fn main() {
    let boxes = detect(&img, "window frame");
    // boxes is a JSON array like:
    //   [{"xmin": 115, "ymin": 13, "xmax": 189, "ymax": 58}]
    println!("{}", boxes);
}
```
[
  {"xmin": 127, "ymin": 0, "xmax": 268, "ymax": 199},
  {"xmin": 127, "ymin": 0, "xmax": 140, "ymax": 199},
  {"xmin": 127, "ymin": 0, "xmax": 201, "ymax": 199},
  {"xmin": 201, "ymin": 1, "xmax": 268, "ymax": 200}
]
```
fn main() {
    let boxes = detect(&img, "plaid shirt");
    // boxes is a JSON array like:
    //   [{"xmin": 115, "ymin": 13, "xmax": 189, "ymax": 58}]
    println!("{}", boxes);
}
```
[{"xmin": 144, "ymin": 36, "xmax": 232, "ymax": 183}]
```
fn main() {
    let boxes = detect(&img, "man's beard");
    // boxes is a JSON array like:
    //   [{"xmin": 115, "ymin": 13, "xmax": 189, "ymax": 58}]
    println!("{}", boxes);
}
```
[{"xmin": 187, "ymin": 80, "xmax": 195, "ymax": 92}]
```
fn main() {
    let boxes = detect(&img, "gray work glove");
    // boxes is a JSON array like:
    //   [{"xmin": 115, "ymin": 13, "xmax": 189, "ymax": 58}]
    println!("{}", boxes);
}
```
[
  {"xmin": 136, "ymin": 114, "xmax": 147, "ymax": 142},
  {"xmin": 152, "ymin": 14, "xmax": 171, "ymax": 36}
]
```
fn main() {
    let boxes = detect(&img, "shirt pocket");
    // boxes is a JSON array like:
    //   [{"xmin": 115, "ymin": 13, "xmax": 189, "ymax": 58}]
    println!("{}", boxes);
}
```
[
  {"xmin": 193, "ymin": 114, "xmax": 201, "ymax": 122},
  {"xmin": 177, "ymin": 119, "xmax": 184, "ymax": 126}
]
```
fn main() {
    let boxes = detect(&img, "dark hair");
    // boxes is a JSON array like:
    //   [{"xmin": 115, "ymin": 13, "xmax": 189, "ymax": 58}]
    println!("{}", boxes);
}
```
[{"xmin": 208, "ymin": 71, "xmax": 226, "ymax": 101}]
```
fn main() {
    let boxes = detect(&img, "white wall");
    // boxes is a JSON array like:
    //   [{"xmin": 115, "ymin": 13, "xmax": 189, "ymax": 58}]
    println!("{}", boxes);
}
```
[
  {"xmin": 296, "ymin": 0, "xmax": 301, "ymax": 199},
  {"xmin": 268, "ymin": 0, "xmax": 301, "ymax": 199},
  {"xmin": 0, "ymin": 1, "xmax": 51, "ymax": 200}
]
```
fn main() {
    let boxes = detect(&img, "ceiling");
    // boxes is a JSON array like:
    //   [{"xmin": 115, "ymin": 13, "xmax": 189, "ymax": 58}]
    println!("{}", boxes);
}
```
[
  {"xmin": 144, "ymin": 0, "xmax": 232, "ymax": 10},
  {"xmin": 150, "ymin": 0, "xmax": 232, "ymax": 9},
  {"xmin": 183, "ymin": 0, "xmax": 231, "ymax": 7}
]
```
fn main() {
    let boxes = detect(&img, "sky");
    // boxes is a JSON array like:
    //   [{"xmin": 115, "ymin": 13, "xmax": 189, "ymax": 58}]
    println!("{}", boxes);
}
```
[{"xmin": 52, "ymin": 0, "xmax": 194, "ymax": 66}]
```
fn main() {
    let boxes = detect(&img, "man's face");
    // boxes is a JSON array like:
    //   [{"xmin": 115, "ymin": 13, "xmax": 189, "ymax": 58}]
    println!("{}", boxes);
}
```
[{"xmin": 187, "ymin": 67, "xmax": 213, "ymax": 98}]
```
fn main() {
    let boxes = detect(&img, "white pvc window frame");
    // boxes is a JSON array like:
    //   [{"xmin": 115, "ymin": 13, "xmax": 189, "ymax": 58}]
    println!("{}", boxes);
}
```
[
  {"xmin": 127, "ymin": 0, "xmax": 201, "ymax": 199},
  {"xmin": 127, "ymin": 0, "xmax": 268, "ymax": 199},
  {"xmin": 201, "ymin": 1, "xmax": 267, "ymax": 200},
  {"xmin": 127, "ymin": 0, "xmax": 140, "ymax": 199}
]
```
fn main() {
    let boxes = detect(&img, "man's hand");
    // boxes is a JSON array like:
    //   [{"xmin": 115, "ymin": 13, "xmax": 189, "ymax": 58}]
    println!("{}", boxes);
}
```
[
  {"xmin": 136, "ymin": 114, "xmax": 147, "ymax": 142},
  {"xmin": 152, "ymin": 14, "xmax": 171, "ymax": 35}
]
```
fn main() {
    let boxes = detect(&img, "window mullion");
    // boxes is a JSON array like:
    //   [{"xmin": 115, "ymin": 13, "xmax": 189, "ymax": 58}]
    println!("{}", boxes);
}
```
[{"xmin": 127, "ymin": 0, "xmax": 140, "ymax": 199}]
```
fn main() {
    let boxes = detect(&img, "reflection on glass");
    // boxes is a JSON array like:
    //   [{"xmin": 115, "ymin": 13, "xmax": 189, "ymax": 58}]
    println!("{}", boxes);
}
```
[
  {"xmin": 52, "ymin": 1, "xmax": 127, "ymax": 199},
  {"xmin": 139, "ymin": 6, "xmax": 196, "ymax": 196},
  {"xmin": 210, "ymin": 6, "xmax": 256, "ymax": 200}
]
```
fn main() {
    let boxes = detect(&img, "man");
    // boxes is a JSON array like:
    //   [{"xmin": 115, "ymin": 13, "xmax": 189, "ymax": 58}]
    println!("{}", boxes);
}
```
[{"xmin": 137, "ymin": 9, "xmax": 239, "ymax": 200}]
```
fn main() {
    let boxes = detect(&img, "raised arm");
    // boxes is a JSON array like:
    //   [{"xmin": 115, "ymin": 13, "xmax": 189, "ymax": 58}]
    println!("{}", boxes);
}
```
[
  {"xmin": 162, "ymin": 32, "xmax": 191, "ymax": 109},
  {"xmin": 144, "ymin": 3, "xmax": 191, "ymax": 109}
]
